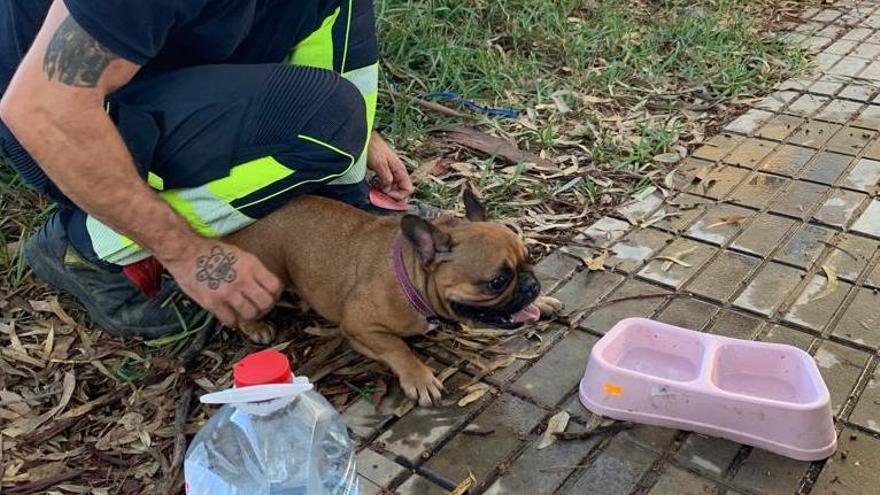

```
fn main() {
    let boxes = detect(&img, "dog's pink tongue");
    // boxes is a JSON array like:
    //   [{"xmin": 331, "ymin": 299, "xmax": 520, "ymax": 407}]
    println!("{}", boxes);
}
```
[{"xmin": 511, "ymin": 304, "xmax": 541, "ymax": 324}]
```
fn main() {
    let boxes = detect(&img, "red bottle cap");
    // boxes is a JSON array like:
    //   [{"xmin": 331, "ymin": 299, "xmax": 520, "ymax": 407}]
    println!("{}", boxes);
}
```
[{"xmin": 233, "ymin": 350, "xmax": 293, "ymax": 388}]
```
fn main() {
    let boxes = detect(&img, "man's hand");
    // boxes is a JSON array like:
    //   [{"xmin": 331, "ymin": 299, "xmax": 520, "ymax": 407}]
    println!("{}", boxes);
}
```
[
  {"xmin": 162, "ymin": 240, "xmax": 282, "ymax": 327},
  {"xmin": 367, "ymin": 132, "xmax": 414, "ymax": 201}
]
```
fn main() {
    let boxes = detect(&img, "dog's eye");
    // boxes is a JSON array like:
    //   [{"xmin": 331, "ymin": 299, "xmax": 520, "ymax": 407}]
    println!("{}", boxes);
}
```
[{"xmin": 487, "ymin": 272, "xmax": 511, "ymax": 292}]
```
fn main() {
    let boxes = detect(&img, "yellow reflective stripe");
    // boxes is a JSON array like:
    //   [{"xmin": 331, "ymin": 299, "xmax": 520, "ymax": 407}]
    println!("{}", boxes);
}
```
[
  {"xmin": 161, "ymin": 190, "xmax": 219, "ymax": 237},
  {"xmin": 85, "ymin": 216, "xmax": 148, "ymax": 265},
  {"xmin": 237, "ymin": 135, "xmax": 355, "ymax": 209},
  {"xmin": 330, "ymin": 149, "xmax": 368, "ymax": 186},
  {"xmin": 107, "ymin": 245, "xmax": 151, "ymax": 265},
  {"xmin": 297, "ymin": 134, "xmax": 354, "ymax": 163},
  {"xmin": 288, "ymin": 8, "xmax": 340, "ymax": 70},
  {"xmin": 343, "ymin": 64, "xmax": 378, "ymax": 95},
  {"xmin": 86, "ymin": 216, "xmax": 128, "ymax": 258},
  {"xmin": 87, "ymin": 157, "xmax": 292, "ymax": 264},
  {"xmin": 325, "ymin": 65, "xmax": 375, "ymax": 186},
  {"xmin": 364, "ymin": 90, "xmax": 377, "ymax": 132},
  {"xmin": 344, "ymin": 64, "xmax": 378, "ymax": 132},
  {"xmin": 162, "ymin": 186, "xmax": 255, "ymax": 236},
  {"xmin": 147, "ymin": 172, "xmax": 164, "ymax": 191},
  {"xmin": 88, "ymin": 190, "xmax": 223, "ymax": 264},
  {"xmin": 323, "ymin": 65, "xmax": 375, "ymax": 186},
  {"xmin": 341, "ymin": 0, "xmax": 353, "ymax": 72},
  {"xmin": 205, "ymin": 156, "xmax": 294, "ymax": 203}
]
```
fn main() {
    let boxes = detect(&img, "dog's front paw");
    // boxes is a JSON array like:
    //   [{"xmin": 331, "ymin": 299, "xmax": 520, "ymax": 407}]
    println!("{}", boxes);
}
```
[
  {"xmin": 399, "ymin": 364, "xmax": 444, "ymax": 407},
  {"xmin": 535, "ymin": 296, "xmax": 564, "ymax": 320},
  {"xmin": 238, "ymin": 321, "xmax": 277, "ymax": 345}
]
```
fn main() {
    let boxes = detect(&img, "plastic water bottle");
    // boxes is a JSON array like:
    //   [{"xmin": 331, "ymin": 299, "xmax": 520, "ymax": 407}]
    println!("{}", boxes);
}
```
[{"xmin": 184, "ymin": 350, "xmax": 359, "ymax": 495}]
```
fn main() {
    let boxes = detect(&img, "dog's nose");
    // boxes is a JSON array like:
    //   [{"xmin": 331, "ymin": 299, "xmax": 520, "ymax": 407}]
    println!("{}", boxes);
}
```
[{"xmin": 517, "ymin": 271, "xmax": 540, "ymax": 298}]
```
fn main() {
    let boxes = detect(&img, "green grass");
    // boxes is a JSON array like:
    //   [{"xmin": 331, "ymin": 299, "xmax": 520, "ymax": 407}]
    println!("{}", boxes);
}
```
[
  {"xmin": 375, "ymin": 0, "xmax": 807, "ymax": 209},
  {"xmin": 0, "ymin": 157, "xmax": 50, "ymax": 288},
  {"xmin": 377, "ymin": 0, "xmax": 805, "ymax": 116}
]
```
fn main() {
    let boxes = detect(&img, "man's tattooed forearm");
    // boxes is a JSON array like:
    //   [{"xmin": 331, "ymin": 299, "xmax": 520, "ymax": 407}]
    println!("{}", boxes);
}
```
[
  {"xmin": 43, "ymin": 16, "xmax": 119, "ymax": 87},
  {"xmin": 196, "ymin": 246, "xmax": 238, "ymax": 290}
]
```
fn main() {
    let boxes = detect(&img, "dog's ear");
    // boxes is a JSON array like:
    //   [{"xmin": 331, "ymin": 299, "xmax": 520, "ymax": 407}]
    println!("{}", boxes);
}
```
[
  {"xmin": 401, "ymin": 215, "xmax": 452, "ymax": 263},
  {"xmin": 463, "ymin": 185, "xmax": 488, "ymax": 222}
]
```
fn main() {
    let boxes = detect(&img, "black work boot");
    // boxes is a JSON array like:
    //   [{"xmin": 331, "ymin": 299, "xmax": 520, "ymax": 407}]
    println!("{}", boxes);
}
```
[{"xmin": 24, "ymin": 210, "xmax": 209, "ymax": 339}]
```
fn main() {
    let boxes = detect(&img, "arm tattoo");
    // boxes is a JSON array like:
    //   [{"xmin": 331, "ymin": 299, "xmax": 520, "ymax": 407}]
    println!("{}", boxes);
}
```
[
  {"xmin": 196, "ymin": 246, "xmax": 238, "ymax": 290},
  {"xmin": 43, "ymin": 16, "xmax": 119, "ymax": 88}
]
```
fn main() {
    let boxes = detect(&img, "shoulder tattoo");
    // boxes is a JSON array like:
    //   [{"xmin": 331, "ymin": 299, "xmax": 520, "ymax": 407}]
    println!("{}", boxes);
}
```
[{"xmin": 43, "ymin": 16, "xmax": 119, "ymax": 88}]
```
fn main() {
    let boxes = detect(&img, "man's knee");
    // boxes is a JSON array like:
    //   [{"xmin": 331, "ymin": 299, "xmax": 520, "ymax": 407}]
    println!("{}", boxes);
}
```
[
  {"xmin": 232, "ymin": 66, "xmax": 371, "ymax": 219},
  {"xmin": 254, "ymin": 66, "xmax": 368, "ymax": 168},
  {"xmin": 301, "ymin": 76, "xmax": 368, "ymax": 175}
]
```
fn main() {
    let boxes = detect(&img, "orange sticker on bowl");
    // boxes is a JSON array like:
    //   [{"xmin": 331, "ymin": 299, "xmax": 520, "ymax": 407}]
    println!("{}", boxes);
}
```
[{"xmin": 603, "ymin": 383, "xmax": 623, "ymax": 396}]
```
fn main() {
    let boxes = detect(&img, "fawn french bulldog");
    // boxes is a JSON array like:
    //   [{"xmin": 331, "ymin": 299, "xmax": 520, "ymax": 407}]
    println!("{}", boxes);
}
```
[{"xmin": 226, "ymin": 188, "xmax": 562, "ymax": 406}]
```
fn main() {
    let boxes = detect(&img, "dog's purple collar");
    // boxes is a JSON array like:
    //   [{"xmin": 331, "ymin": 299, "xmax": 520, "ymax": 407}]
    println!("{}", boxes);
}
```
[{"xmin": 392, "ymin": 233, "xmax": 440, "ymax": 329}]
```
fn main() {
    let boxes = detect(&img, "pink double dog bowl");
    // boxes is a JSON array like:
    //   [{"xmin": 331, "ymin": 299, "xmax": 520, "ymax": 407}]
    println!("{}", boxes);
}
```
[{"xmin": 579, "ymin": 318, "xmax": 837, "ymax": 461}]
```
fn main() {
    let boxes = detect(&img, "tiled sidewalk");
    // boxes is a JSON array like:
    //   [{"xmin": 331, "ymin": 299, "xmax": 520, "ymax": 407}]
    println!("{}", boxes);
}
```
[{"xmin": 348, "ymin": 2, "xmax": 880, "ymax": 494}]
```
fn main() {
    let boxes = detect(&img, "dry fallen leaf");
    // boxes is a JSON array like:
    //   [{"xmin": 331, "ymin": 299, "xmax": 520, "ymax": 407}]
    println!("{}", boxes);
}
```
[
  {"xmin": 551, "ymin": 91, "xmax": 573, "ymax": 114},
  {"xmin": 641, "ymin": 212, "xmax": 681, "ymax": 229},
  {"xmin": 658, "ymin": 246, "xmax": 697, "ymax": 272},
  {"xmin": 48, "ymin": 296, "xmax": 79, "ymax": 327},
  {"xmin": 538, "ymin": 410, "xmax": 571, "ymax": 450},
  {"xmin": 449, "ymin": 471, "xmax": 477, "ymax": 495},
  {"xmin": 410, "ymin": 157, "xmax": 451, "ymax": 183},
  {"xmin": 653, "ymin": 152, "xmax": 682, "ymax": 164},
  {"xmin": 439, "ymin": 126, "xmax": 556, "ymax": 169},
  {"xmin": 0, "ymin": 390, "xmax": 31, "ymax": 417},
  {"xmin": 302, "ymin": 325, "xmax": 340, "ymax": 338},
  {"xmin": 810, "ymin": 265, "xmax": 839, "ymax": 303},
  {"xmin": 486, "ymin": 355, "xmax": 517, "ymax": 372},
  {"xmin": 458, "ymin": 383, "xmax": 491, "ymax": 407},
  {"xmin": 658, "ymin": 256, "xmax": 692, "ymax": 270},
  {"xmin": 3, "ymin": 371, "xmax": 75, "ymax": 437},
  {"xmin": 706, "ymin": 214, "xmax": 750, "ymax": 229},
  {"xmin": 664, "ymin": 170, "xmax": 678, "ymax": 189},
  {"xmin": 28, "ymin": 299, "xmax": 54, "ymax": 313},
  {"xmin": 586, "ymin": 251, "xmax": 610, "ymax": 271},
  {"xmin": 42, "ymin": 323, "xmax": 55, "ymax": 360}
]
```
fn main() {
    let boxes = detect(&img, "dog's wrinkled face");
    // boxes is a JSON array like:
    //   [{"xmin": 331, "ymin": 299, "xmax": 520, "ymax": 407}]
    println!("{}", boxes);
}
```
[
  {"xmin": 401, "ymin": 188, "xmax": 542, "ymax": 329},
  {"xmin": 440, "ymin": 224, "xmax": 541, "ymax": 329}
]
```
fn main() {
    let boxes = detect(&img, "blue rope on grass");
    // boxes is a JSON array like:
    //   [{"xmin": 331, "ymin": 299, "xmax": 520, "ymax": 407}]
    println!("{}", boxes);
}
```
[{"xmin": 423, "ymin": 91, "xmax": 519, "ymax": 119}]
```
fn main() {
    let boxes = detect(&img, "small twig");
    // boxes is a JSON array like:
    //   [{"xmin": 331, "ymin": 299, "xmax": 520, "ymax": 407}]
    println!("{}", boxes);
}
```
[
  {"xmin": 462, "ymin": 428, "xmax": 496, "ymax": 437},
  {"xmin": 148, "ymin": 448, "xmax": 171, "ymax": 481},
  {"xmin": 587, "ymin": 293, "xmax": 684, "ymax": 311},
  {"xmin": 554, "ymin": 422, "xmax": 634, "ymax": 441},
  {"xmin": 177, "ymin": 321, "xmax": 216, "ymax": 371},
  {"xmin": 381, "ymin": 88, "xmax": 465, "ymax": 117},
  {"xmin": 539, "ymin": 464, "xmax": 592, "ymax": 473},
  {"xmin": 87, "ymin": 444, "xmax": 130, "ymax": 468},
  {"xmin": 821, "ymin": 240, "xmax": 859, "ymax": 261},
  {"xmin": 162, "ymin": 383, "xmax": 194, "ymax": 493},
  {"xmin": 7, "ymin": 469, "xmax": 87, "ymax": 495},
  {"xmin": 1, "ymin": 433, "xmax": 5, "ymax": 482},
  {"xmin": 23, "ymin": 417, "xmax": 76, "ymax": 446}
]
